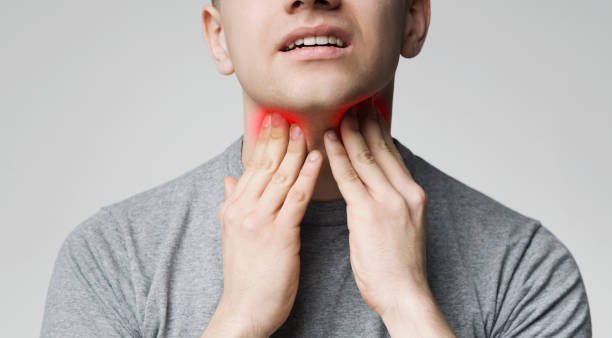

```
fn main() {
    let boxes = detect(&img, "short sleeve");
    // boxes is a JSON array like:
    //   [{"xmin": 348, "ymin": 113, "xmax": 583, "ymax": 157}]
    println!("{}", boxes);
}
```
[
  {"xmin": 490, "ymin": 223, "xmax": 592, "ymax": 337},
  {"xmin": 40, "ymin": 207, "xmax": 141, "ymax": 338}
]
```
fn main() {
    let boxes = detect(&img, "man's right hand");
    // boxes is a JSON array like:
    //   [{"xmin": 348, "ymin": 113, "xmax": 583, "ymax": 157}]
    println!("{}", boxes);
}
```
[{"xmin": 202, "ymin": 112, "xmax": 323, "ymax": 337}]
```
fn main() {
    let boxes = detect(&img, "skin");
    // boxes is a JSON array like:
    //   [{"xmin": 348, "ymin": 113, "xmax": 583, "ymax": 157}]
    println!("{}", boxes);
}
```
[
  {"xmin": 203, "ymin": 0, "xmax": 428, "ymax": 201},
  {"xmin": 201, "ymin": 0, "xmax": 455, "ymax": 336}
]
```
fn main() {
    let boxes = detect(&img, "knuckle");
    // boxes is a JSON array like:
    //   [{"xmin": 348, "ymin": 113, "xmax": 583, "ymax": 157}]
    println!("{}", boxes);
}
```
[
  {"xmin": 409, "ymin": 186, "xmax": 428, "ymax": 207},
  {"xmin": 224, "ymin": 207, "xmax": 241, "ymax": 226},
  {"xmin": 298, "ymin": 164, "xmax": 316, "ymax": 178},
  {"xmin": 288, "ymin": 189, "xmax": 307, "ymax": 203},
  {"xmin": 252, "ymin": 157, "xmax": 275, "ymax": 172},
  {"xmin": 287, "ymin": 141, "xmax": 304, "ymax": 155},
  {"xmin": 240, "ymin": 212, "xmax": 260, "ymax": 232},
  {"xmin": 269, "ymin": 128, "xmax": 284, "ymax": 140},
  {"xmin": 375, "ymin": 138, "xmax": 392, "ymax": 154},
  {"xmin": 342, "ymin": 168, "xmax": 361, "ymax": 183},
  {"xmin": 244, "ymin": 160, "xmax": 256, "ymax": 172},
  {"xmin": 271, "ymin": 171, "xmax": 290, "ymax": 186},
  {"xmin": 356, "ymin": 149, "xmax": 376, "ymax": 165}
]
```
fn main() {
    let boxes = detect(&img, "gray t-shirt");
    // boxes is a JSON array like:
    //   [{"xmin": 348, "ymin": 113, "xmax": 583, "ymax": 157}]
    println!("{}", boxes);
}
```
[{"xmin": 40, "ymin": 135, "xmax": 592, "ymax": 337}]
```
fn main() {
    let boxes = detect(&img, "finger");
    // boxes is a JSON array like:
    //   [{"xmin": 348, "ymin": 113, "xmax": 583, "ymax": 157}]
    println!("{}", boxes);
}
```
[
  {"xmin": 358, "ymin": 99, "xmax": 419, "ymax": 203},
  {"xmin": 323, "ymin": 128, "xmax": 370, "ymax": 205},
  {"xmin": 371, "ymin": 100, "xmax": 427, "ymax": 220},
  {"xmin": 276, "ymin": 150, "xmax": 323, "ymax": 228},
  {"xmin": 374, "ymin": 102, "xmax": 411, "ymax": 179},
  {"xmin": 243, "ymin": 112, "xmax": 290, "ymax": 201},
  {"xmin": 231, "ymin": 113, "xmax": 272, "ymax": 201},
  {"xmin": 258, "ymin": 123, "xmax": 307, "ymax": 215},
  {"xmin": 339, "ymin": 101, "xmax": 395, "ymax": 197}
]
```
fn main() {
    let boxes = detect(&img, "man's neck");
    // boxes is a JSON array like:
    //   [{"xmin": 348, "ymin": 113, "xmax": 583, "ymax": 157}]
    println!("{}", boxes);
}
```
[{"xmin": 240, "ymin": 81, "xmax": 394, "ymax": 202}]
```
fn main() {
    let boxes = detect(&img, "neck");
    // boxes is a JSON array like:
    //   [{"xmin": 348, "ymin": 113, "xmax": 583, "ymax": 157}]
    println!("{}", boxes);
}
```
[{"xmin": 241, "ymin": 80, "xmax": 395, "ymax": 202}]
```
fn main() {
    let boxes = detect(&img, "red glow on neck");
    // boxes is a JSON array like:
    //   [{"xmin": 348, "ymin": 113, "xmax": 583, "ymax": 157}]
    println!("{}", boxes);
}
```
[
  {"xmin": 372, "ymin": 97, "xmax": 390, "ymax": 126},
  {"xmin": 248, "ymin": 97, "xmax": 390, "ymax": 144}
]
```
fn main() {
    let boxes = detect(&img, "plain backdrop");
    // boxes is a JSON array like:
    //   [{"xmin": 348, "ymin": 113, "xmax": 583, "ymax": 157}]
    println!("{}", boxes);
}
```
[{"xmin": 1, "ymin": 0, "xmax": 610, "ymax": 336}]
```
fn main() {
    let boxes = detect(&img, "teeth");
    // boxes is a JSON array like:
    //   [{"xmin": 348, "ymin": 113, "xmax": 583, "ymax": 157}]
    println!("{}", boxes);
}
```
[
  {"xmin": 303, "ymin": 36, "xmax": 316, "ymax": 46},
  {"xmin": 286, "ymin": 35, "xmax": 346, "ymax": 51}
]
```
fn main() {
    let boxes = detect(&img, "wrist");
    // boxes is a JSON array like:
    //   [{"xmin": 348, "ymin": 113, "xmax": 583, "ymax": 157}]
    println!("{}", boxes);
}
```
[
  {"xmin": 202, "ymin": 299, "xmax": 268, "ymax": 338},
  {"xmin": 381, "ymin": 287, "xmax": 455, "ymax": 338}
]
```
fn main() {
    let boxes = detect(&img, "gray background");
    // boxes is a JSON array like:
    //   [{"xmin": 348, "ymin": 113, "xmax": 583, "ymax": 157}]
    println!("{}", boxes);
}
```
[{"xmin": 1, "ymin": 0, "xmax": 610, "ymax": 336}]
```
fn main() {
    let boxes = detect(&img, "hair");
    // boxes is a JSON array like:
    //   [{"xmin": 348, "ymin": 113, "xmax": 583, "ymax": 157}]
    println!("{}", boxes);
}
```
[{"xmin": 211, "ymin": 0, "xmax": 218, "ymax": 7}]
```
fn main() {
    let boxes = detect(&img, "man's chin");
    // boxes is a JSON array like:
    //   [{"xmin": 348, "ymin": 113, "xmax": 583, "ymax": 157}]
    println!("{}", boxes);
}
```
[{"xmin": 265, "ymin": 92, "xmax": 364, "ymax": 116}]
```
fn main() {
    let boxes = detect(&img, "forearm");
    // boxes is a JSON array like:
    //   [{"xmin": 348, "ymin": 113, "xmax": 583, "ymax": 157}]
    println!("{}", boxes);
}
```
[{"xmin": 381, "ymin": 288, "xmax": 456, "ymax": 338}]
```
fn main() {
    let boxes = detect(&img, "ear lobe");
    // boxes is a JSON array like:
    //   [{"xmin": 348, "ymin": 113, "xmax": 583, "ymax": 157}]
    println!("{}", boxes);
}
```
[
  {"xmin": 400, "ymin": 0, "xmax": 431, "ymax": 59},
  {"xmin": 202, "ymin": 5, "xmax": 235, "ymax": 75}
]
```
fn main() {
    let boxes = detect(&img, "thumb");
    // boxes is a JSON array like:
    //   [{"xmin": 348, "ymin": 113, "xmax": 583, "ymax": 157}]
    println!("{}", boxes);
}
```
[{"xmin": 223, "ymin": 176, "xmax": 238, "ymax": 200}]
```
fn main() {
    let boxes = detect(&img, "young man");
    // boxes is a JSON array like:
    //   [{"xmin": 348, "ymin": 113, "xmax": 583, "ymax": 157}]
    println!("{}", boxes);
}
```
[{"xmin": 41, "ymin": 0, "xmax": 592, "ymax": 337}]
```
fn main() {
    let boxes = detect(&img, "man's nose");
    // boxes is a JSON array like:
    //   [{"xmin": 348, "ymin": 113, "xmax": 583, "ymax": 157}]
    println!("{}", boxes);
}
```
[{"xmin": 284, "ymin": 0, "xmax": 341, "ymax": 12}]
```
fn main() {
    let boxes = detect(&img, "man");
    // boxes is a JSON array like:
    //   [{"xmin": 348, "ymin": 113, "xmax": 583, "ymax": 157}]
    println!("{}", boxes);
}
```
[{"xmin": 40, "ymin": 0, "xmax": 592, "ymax": 337}]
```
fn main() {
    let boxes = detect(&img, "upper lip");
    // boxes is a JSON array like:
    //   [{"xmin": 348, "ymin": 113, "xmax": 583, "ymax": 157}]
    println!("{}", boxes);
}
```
[{"xmin": 278, "ymin": 23, "xmax": 352, "ymax": 51}]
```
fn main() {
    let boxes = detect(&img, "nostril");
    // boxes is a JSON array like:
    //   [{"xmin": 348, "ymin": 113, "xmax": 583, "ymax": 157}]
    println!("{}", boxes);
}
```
[{"xmin": 292, "ymin": 0, "xmax": 331, "ymax": 8}]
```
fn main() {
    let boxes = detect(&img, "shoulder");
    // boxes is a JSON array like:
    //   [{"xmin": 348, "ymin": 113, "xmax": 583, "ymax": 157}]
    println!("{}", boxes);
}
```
[
  {"xmin": 398, "ymin": 139, "xmax": 573, "ymax": 266},
  {"xmin": 392, "ymin": 138, "xmax": 591, "ymax": 336},
  {"xmin": 392, "ymin": 137, "xmax": 539, "ymax": 236},
  {"xmin": 105, "ymin": 144, "xmax": 230, "ymax": 224},
  {"xmin": 60, "ymin": 136, "xmax": 237, "ymax": 269},
  {"xmin": 95, "ymin": 137, "xmax": 237, "ymax": 234}
]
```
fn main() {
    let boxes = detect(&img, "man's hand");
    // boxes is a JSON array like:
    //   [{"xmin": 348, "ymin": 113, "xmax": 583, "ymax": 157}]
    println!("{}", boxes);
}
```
[
  {"xmin": 323, "ymin": 98, "xmax": 455, "ymax": 337},
  {"xmin": 203, "ymin": 112, "xmax": 323, "ymax": 338}
]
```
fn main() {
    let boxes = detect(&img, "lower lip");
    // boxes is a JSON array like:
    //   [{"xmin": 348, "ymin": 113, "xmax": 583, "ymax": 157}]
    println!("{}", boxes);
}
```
[{"xmin": 280, "ymin": 44, "xmax": 353, "ymax": 61}]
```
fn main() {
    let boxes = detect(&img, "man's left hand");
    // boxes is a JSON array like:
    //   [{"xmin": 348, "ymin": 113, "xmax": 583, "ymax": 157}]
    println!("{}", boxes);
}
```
[{"xmin": 323, "ymin": 98, "xmax": 455, "ymax": 337}]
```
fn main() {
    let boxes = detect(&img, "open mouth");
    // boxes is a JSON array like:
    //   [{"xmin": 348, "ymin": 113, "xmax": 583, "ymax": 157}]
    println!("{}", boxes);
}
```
[{"xmin": 280, "ymin": 36, "xmax": 349, "ymax": 52}]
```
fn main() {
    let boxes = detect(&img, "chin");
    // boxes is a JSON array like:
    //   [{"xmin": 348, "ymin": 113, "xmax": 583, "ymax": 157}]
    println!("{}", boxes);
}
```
[{"xmin": 276, "ymin": 84, "xmax": 366, "ymax": 114}]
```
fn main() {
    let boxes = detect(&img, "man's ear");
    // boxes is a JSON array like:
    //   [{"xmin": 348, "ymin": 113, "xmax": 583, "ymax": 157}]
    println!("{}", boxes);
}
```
[
  {"xmin": 202, "ymin": 5, "xmax": 234, "ymax": 75},
  {"xmin": 400, "ymin": 0, "xmax": 431, "ymax": 58}
]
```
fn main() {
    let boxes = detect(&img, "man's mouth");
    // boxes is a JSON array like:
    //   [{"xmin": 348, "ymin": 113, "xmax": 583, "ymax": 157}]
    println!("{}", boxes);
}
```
[{"xmin": 280, "ymin": 35, "xmax": 348, "ymax": 52}]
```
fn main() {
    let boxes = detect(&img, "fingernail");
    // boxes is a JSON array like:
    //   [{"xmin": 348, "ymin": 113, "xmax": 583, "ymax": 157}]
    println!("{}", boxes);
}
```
[
  {"xmin": 308, "ymin": 151, "xmax": 320, "ymax": 162},
  {"xmin": 327, "ymin": 130, "xmax": 337, "ymax": 141},
  {"xmin": 263, "ymin": 114, "xmax": 271, "ymax": 128},
  {"xmin": 290, "ymin": 123, "xmax": 302, "ymax": 140},
  {"xmin": 271, "ymin": 112, "xmax": 283, "ymax": 127}
]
